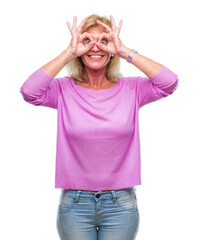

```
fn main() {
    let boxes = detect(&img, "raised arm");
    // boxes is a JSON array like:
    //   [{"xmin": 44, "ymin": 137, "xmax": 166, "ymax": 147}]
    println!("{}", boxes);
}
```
[
  {"xmin": 96, "ymin": 15, "xmax": 166, "ymax": 79},
  {"xmin": 96, "ymin": 15, "xmax": 178, "ymax": 108},
  {"xmin": 120, "ymin": 49, "xmax": 163, "ymax": 79},
  {"xmin": 20, "ymin": 16, "xmax": 96, "ymax": 108},
  {"xmin": 41, "ymin": 49, "xmax": 74, "ymax": 78}
]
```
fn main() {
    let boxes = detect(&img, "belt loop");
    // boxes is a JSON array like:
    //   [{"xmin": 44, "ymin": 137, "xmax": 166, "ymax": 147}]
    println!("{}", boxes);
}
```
[
  {"xmin": 74, "ymin": 190, "xmax": 81, "ymax": 202},
  {"xmin": 111, "ymin": 190, "xmax": 117, "ymax": 202}
]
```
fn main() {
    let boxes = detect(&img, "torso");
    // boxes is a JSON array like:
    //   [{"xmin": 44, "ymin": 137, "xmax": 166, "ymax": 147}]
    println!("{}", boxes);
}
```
[{"xmin": 72, "ymin": 79, "xmax": 116, "ymax": 192}]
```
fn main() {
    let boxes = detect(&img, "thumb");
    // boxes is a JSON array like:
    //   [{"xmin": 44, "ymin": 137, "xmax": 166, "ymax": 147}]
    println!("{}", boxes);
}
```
[
  {"xmin": 95, "ymin": 42, "xmax": 107, "ymax": 51},
  {"xmin": 85, "ymin": 40, "xmax": 95, "ymax": 50}
]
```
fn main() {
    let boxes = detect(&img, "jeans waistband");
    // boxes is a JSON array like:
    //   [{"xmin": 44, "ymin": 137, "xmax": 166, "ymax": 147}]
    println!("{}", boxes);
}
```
[{"xmin": 62, "ymin": 187, "xmax": 136, "ymax": 203}]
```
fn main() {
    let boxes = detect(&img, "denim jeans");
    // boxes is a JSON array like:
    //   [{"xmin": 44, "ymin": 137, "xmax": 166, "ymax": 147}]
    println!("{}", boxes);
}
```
[{"xmin": 56, "ymin": 187, "xmax": 140, "ymax": 240}]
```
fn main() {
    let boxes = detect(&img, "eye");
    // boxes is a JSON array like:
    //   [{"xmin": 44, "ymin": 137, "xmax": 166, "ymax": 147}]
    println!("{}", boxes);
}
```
[
  {"xmin": 101, "ymin": 38, "xmax": 108, "ymax": 44},
  {"xmin": 83, "ymin": 38, "xmax": 90, "ymax": 44}
]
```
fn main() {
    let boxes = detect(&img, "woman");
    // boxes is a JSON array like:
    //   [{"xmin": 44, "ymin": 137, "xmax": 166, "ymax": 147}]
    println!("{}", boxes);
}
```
[{"xmin": 20, "ymin": 14, "xmax": 178, "ymax": 240}]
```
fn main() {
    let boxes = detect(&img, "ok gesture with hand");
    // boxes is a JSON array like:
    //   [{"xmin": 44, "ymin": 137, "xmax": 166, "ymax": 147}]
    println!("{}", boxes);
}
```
[
  {"xmin": 66, "ymin": 16, "xmax": 95, "ymax": 59},
  {"xmin": 95, "ymin": 15, "xmax": 127, "ymax": 59}
]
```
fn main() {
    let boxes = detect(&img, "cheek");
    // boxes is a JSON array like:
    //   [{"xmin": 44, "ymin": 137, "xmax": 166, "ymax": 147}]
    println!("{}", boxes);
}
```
[
  {"xmin": 80, "ymin": 56, "xmax": 86, "ymax": 64},
  {"xmin": 104, "ymin": 55, "xmax": 111, "ymax": 64}
]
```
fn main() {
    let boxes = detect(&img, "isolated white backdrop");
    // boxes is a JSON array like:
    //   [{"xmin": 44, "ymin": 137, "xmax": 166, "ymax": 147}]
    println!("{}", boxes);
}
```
[{"xmin": 0, "ymin": 0, "xmax": 197, "ymax": 239}]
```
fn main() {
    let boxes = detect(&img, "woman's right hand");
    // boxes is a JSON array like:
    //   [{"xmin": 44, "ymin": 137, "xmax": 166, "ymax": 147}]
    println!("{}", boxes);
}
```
[{"xmin": 66, "ymin": 16, "xmax": 95, "ymax": 59}]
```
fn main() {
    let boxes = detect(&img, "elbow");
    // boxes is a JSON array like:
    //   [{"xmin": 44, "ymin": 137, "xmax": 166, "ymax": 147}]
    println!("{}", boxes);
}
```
[
  {"xmin": 20, "ymin": 81, "xmax": 29, "ymax": 97},
  {"xmin": 20, "ymin": 85, "xmax": 27, "ymax": 99},
  {"xmin": 19, "ymin": 85, "xmax": 37, "ymax": 102},
  {"xmin": 162, "ymin": 74, "xmax": 179, "ymax": 94},
  {"xmin": 20, "ymin": 86, "xmax": 25, "ymax": 96},
  {"xmin": 170, "ymin": 75, "xmax": 179, "ymax": 93},
  {"xmin": 20, "ymin": 85, "xmax": 30, "ymax": 100}
]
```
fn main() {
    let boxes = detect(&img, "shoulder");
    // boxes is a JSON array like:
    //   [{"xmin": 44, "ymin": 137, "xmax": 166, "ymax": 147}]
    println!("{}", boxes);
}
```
[
  {"xmin": 54, "ymin": 76, "xmax": 72, "ymax": 87},
  {"xmin": 121, "ymin": 76, "xmax": 138, "ymax": 90}
]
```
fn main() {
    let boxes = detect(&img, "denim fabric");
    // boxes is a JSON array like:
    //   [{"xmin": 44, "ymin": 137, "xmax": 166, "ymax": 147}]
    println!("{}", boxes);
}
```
[{"xmin": 56, "ymin": 187, "xmax": 140, "ymax": 240}]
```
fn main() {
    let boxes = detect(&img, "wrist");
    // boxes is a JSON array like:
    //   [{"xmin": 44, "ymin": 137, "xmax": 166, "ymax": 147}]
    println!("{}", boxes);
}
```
[
  {"xmin": 64, "ymin": 47, "xmax": 76, "ymax": 63},
  {"xmin": 119, "ymin": 47, "xmax": 131, "ymax": 60}
]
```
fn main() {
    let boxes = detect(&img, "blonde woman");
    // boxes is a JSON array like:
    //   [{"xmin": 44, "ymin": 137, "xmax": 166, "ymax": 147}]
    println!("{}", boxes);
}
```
[{"xmin": 20, "ymin": 14, "xmax": 178, "ymax": 240}]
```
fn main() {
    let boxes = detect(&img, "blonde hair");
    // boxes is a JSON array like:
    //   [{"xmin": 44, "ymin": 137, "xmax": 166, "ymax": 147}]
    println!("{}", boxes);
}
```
[{"xmin": 65, "ymin": 14, "xmax": 123, "ymax": 84}]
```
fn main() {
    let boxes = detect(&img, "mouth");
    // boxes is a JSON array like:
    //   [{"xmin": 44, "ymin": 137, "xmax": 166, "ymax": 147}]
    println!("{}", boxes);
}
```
[{"xmin": 87, "ymin": 55, "xmax": 104, "ymax": 60}]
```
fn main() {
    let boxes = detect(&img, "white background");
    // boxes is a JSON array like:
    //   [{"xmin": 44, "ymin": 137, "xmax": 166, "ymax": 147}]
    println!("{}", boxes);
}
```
[{"xmin": 0, "ymin": 0, "xmax": 197, "ymax": 239}]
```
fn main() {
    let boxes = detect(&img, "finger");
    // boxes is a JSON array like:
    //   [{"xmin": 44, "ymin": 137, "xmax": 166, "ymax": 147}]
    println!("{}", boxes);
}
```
[
  {"xmin": 80, "ymin": 32, "xmax": 94, "ymax": 42},
  {"xmin": 66, "ymin": 21, "xmax": 73, "ymax": 35},
  {"xmin": 98, "ymin": 32, "xmax": 109, "ymax": 43},
  {"xmin": 95, "ymin": 41, "xmax": 108, "ymax": 52},
  {"xmin": 81, "ymin": 40, "xmax": 95, "ymax": 54},
  {"xmin": 117, "ymin": 19, "xmax": 123, "ymax": 35},
  {"xmin": 72, "ymin": 16, "xmax": 77, "ymax": 30},
  {"xmin": 96, "ymin": 20, "xmax": 111, "ymax": 33},
  {"xmin": 85, "ymin": 40, "xmax": 96, "ymax": 50},
  {"xmin": 83, "ymin": 32, "xmax": 94, "ymax": 41},
  {"xmin": 77, "ymin": 17, "xmax": 88, "ymax": 33},
  {"xmin": 110, "ymin": 15, "xmax": 116, "ymax": 31}
]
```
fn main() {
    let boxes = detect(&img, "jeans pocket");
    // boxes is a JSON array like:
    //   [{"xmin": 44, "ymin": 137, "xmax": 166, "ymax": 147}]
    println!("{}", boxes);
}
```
[
  {"xmin": 115, "ymin": 187, "xmax": 138, "ymax": 212},
  {"xmin": 58, "ymin": 190, "xmax": 76, "ymax": 214}
]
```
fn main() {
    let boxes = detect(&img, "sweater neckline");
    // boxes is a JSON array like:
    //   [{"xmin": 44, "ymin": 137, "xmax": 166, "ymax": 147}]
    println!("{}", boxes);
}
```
[{"xmin": 69, "ymin": 77, "xmax": 122, "ymax": 94}]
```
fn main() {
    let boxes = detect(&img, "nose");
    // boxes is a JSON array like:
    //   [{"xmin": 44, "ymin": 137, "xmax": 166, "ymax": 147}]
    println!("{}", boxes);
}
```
[{"xmin": 91, "ymin": 41, "xmax": 100, "ymax": 51}]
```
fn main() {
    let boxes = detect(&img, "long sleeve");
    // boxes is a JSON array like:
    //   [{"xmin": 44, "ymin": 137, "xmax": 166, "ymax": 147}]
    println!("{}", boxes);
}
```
[
  {"xmin": 20, "ymin": 67, "xmax": 59, "ymax": 109},
  {"xmin": 137, "ymin": 65, "xmax": 178, "ymax": 108}
]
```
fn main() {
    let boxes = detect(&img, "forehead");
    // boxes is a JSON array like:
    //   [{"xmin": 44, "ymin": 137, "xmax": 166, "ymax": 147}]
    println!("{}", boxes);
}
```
[{"xmin": 86, "ymin": 26, "xmax": 107, "ymax": 38}]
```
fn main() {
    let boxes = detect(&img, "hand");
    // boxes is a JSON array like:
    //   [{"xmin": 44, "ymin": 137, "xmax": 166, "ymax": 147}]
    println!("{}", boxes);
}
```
[
  {"xmin": 95, "ymin": 15, "xmax": 127, "ymax": 58},
  {"xmin": 66, "ymin": 16, "xmax": 95, "ymax": 59}
]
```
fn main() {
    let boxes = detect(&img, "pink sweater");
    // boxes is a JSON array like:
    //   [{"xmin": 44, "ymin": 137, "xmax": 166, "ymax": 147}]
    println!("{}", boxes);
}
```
[{"xmin": 20, "ymin": 65, "xmax": 178, "ymax": 191}]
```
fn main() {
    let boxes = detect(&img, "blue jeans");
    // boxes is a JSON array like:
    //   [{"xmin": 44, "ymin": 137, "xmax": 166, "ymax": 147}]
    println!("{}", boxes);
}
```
[{"xmin": 56, "ymin": 187, "xmax": 140, "ymax": 240}]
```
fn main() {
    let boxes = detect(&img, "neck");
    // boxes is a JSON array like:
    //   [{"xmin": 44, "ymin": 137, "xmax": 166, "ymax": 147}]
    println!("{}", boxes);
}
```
[{"xmin": 84, "ymin": 66, "xmax": 109, "ymax": 90}]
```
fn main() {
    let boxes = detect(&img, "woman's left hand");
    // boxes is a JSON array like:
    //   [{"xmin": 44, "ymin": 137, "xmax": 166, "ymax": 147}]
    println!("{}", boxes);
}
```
[{"xmin": 95, "ymin": 15, "xmax": 128, "ymax": 58}]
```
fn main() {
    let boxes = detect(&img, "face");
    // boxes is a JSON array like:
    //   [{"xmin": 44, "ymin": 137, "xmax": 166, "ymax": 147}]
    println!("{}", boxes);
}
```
[{"xmin": 81, "ymin": 26, "xmax": 111, "ymax": 70}]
